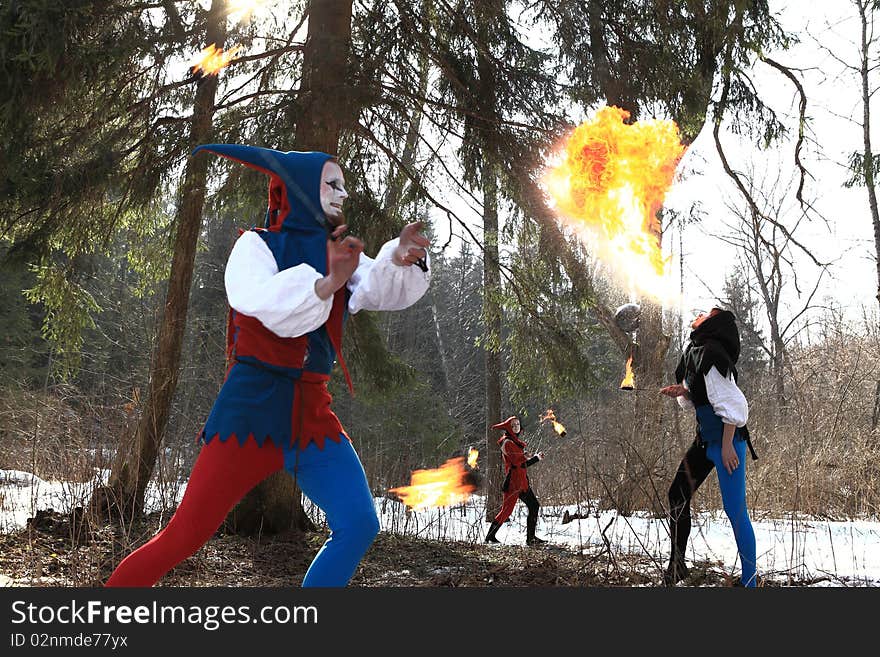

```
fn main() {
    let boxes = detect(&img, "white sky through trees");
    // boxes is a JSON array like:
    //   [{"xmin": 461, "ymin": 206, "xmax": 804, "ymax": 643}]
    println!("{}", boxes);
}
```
[
  {"xmin": 429, "ymin": 1, "xmax": 878, "ymax": 342},
  {"xmin": 664, "ymin": 0, "xmax": 878, "ymax": 334},
  {"xmin": 195, "ymin": 1, "xmax": 877, "ymax": 339}
]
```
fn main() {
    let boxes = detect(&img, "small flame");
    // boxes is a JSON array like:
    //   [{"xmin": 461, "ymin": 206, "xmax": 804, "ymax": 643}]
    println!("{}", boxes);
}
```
[
  {"xmin": 544, "ymin": 106, "xmax": 686, "ymax": 302},
  {"xmin": 389, "ymin": 457, "xmax": 478, "ymax": 510},
  {"xmin": 620, "ymin": 355, "xmax": 635, "ymax": 390},
  {"xmin": 190, "ymin": 43, "xmax": 243, "ymax": 77},
  {"xmin": 123, "ymin": 387, "xmax": 140, "ymax": 416},
  {"xmin": 540, "ymin": 409, "xmax": 567, "ymax": 437},
  {"xmin": 467, "ymin": 447, "xmax": 479, "ymax": 469}
]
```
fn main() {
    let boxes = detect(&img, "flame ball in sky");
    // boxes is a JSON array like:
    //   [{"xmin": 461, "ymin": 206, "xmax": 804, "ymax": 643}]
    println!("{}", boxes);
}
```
[
  {"xmin": 388, "ymin": 457, "xmax": 478, "ymax": 510},
  {"xmin": 545, "ymin": 106, "xmax": 686, "ymax": 301},
  {"xmin": 467, "ymin": 447, "xmax": 479, "ymax": 469}
]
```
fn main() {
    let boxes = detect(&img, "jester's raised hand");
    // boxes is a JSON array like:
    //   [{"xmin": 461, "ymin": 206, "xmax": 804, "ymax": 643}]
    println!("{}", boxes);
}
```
[
  {"xmin": 315, "ymin": 224, "xmax": 364, "ymax": 300},
  {"xmin": 393, "ymin": 221, "xmax": 430, "ymax": 268}
]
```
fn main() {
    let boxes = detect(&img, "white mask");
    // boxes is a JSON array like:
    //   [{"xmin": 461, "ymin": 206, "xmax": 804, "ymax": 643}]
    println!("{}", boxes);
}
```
[{"xmin": 320, "ymin": 160, "xmax": 348, "ymax": 224}]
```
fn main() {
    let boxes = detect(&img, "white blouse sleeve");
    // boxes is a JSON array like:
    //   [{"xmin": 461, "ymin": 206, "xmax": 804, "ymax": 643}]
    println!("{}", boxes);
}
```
[
  {"xmin": 704, "ymin": 366, "xmax": 749, "ymax": 427},
  {"xmin": 347, "ymin": 238, "xmax": 430, "ymax": 314},
  {"xmin": 224, "ymin": 230, "xmax": 332, "ymax": 338}
]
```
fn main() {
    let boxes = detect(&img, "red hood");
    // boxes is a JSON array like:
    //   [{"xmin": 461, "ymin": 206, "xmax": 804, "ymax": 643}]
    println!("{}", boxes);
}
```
[{"xmin": 492, "ymin": 417, "xmax": 525, "ymax": 446}]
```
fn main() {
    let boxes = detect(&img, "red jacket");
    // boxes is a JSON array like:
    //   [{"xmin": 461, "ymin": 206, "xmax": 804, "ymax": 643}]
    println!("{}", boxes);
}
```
[{"xmin": 492, "ymin": 417, "xmax": 535, "ymax": 493}]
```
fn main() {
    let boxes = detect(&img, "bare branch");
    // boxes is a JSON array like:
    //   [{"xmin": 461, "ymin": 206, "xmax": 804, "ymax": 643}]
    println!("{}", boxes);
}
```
[{"xmin": 712, "ymin": 73, "xmax": 825, "ymax": 268}]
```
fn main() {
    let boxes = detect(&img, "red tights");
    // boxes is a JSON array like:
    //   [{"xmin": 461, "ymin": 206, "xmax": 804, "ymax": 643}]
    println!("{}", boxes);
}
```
[{"xmin": 105, "ymin": 437, "xmax": 283, "ymax": 586}]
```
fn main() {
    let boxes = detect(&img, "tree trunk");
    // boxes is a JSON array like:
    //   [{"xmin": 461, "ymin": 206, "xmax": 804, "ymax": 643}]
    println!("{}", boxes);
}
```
[
  {"xmin": 587, "ymin": 0, "xmax": 629, "ymax": 114},
  {"xmin": 482, "ymin": 161, "xmax": 503, "ymax": 522},
  {"xmin": 474, "ymin": 1, "xmax": 504, "ymax": 523},
  {"xmin": 770, "ymin": 323, "xmax": 786, "ymax": 416},
  {"xmin": 857, "ymin": 0, "xmax": 880, "ymax": 307},
  {"xmin": 618, "ymin": 216, "xmax": 670, "ymax": 516},
  {"xmin": 233, "ymin": 0, "xmax": 354, "ymax": 535},
  {"xmin": 384, "ymin": 1, "xmax": 430, "ymax": 213},
  {"xmin": 89, "ymin": 0, "xmax": 225, "ymax": 522},
  {"xmin": 430, "ymin": 288, "xmax": 452, "ymax": 397},
  {"xmin": 292, "ymin": 0, "xmax": 354, "ymax": 152}
]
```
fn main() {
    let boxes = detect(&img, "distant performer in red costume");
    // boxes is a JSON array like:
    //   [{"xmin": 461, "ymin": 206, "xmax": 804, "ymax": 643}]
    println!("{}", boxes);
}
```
[{"xmin": 484, "ymin": 416, "xmax": 546, "ymax": 545}]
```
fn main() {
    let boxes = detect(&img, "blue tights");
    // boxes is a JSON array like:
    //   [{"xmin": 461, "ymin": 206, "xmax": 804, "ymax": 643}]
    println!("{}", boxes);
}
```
[
  {"xmin": 284, "ymin": 438, "xmax": 380, "ymax": 587},
  {"xmin": 705, "ymin": 439, "xmax": 757, "ymax": 587}
]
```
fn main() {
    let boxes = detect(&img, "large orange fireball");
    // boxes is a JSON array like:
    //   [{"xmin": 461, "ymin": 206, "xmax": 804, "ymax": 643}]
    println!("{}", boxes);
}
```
[
  {"xmin": 545, "ymin": 106, "xmax": 686, "ymax": 300},
  {"xmin": 389, "ymin": 457, "xmax": 478, "ymax": 510}
]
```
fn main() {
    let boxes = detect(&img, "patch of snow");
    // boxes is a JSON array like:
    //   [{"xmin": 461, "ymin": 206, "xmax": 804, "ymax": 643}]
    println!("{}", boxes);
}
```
[{"xmin": 0, "ymin": 468, "xmax": 186, "ymax": 534}]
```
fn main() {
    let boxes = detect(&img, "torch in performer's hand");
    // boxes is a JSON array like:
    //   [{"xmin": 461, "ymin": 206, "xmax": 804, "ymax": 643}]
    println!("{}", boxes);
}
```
[{"xmin": 394, "ymin": 221, "xmax": 430, "ymax": 272}]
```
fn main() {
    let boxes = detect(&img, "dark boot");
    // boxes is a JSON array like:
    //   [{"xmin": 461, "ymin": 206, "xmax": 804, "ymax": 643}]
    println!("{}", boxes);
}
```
[
  {"xmin": 662, "ymin": 553, "xmax": 689, "ymax": 586},
  {"xmin": 484, "ymin": 520, "xmax": 502, "ymax": 544},
  {"xmin": 525, "ymin": 514, "xmax": 546, "ymax": 545}
]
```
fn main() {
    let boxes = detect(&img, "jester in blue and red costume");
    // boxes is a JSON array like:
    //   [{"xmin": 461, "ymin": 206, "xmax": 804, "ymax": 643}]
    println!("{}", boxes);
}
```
[{"xmin": 106, "ymin": 145, "xmax": 430, "ymax": 587}]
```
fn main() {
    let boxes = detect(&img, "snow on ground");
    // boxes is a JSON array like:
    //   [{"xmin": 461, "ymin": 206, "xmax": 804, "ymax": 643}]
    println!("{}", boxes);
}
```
[
  {"xmin": 0, "ymin": 469, "xmax": 187, "ymax": 534},
  {"xmin": 371, "ymin": 495, "xmax": 880, "ymax": 586},
  {"xmin": 3, "ymin": 470, "xmax": 877, "ymax": 585}
]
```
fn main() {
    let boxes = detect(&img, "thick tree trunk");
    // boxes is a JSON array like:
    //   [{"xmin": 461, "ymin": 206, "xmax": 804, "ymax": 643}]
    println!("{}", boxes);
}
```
[
  {"xmin": 233, "ymin": 0, "xmax": 355, "ymax": 535},
  {"xmin": 90, "ymin": 1, "xmax": 225, "ymax": 522},
  {"xmin": 587, "ymin": 0, "xmax": 629, "ymax": 114},
  {"xmin": 292, "ymin": 0, "xmax": 354, "ymax": 152},
  {"xmin": 617, "ymin": 217, "xmax": 670, "ymax": 516}
]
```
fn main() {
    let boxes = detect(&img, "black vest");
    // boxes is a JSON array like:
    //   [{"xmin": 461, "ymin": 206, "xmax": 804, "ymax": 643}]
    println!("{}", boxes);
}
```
[
  {"xmin": 677, "ymin": 342, "xmax": 739, "ymax": 407},
  {"xmin": 674, "ymin": 310, "xmax": 759, "ymax": 460},
  {"xmin": 675, "ymin": 310, "xmax": 741, "ymax": 404}
]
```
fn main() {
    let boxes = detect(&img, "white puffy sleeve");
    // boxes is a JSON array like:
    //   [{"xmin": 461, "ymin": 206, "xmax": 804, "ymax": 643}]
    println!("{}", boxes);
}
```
[
  {"xmin": 224, "ymin": 230, "xmax": 332, "ymax": 338},
  {"xmin": 704, "ymin": 366, "xmax": 749, "ymax": 427},
  {"xmin": 347, "ymin": 238, "xmax": 430, "ymax": 314}
]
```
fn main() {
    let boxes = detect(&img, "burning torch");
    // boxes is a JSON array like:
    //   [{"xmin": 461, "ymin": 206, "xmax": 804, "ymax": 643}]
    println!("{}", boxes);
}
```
[
  {"xmin": 540, "ymin": 409, "xmax": 567, "ymax": 437},
  {"xmin": 615, "ymin": 302, "xmax": 639, "ymax": 392}
]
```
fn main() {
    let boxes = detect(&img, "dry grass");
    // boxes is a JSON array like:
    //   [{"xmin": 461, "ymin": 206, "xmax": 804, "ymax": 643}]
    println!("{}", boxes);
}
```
[{"xmin": 528, "ymin": 330, "xmax": 880, "ymax": 521}]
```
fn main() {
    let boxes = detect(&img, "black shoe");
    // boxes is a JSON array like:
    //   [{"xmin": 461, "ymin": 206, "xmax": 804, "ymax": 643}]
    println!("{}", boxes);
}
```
[
  {"xmin": 663, "ymin": 558, "xmax": 689, "ymax": 586},
  {"xmin": 484, "ymin": 520, "xmax": 502, "ymax": 544},
  {"xmin": 526, "ymin": 514, "xmax": 545, "ymax": 545}
]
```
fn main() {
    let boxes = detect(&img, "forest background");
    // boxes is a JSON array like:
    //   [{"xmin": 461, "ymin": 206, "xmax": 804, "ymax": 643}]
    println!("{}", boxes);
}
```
[{"xmin": 0, "ymin": 0, "xmax": 878, "ymax": 586}]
